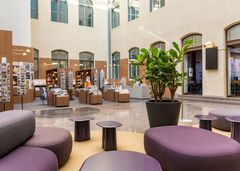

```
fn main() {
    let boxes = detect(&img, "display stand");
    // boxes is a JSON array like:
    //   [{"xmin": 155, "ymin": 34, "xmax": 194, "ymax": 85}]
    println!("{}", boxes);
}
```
[
  {"xmin": 17, "ymin": 62, "xmax": 26, "ymax": 110},
  {"xmin": 99, "ymin": 69, "xmax": 105, "ymax": 92},
  {"xmin": 60, "ymin": 70, "xmax": 66, "ymax": 90},
  {"xmin": 67, "ymin": 70, "xmax": 74, "ymax": 100},
  {"xmin": 0, "ymin": 59, "xmax": 11, "ymax": 111}
]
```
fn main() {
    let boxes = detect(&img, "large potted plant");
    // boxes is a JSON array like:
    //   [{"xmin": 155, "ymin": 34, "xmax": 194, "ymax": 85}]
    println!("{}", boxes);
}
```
[{"xmin": 131, "ymin": 40, "xmax": 192, "ymax": 128}]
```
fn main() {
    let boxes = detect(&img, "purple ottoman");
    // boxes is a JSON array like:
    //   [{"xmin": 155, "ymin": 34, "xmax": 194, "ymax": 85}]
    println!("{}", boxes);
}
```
[
  {"xmin": 0, "ymin": 147, "xmax": 58, "ymax": 171},
  {"xmin": 144, "ymin": 126, "xmax": 240, "ymax": 171},
  {"xmin": 24, "ymin": 127, "xmax": 72, "ymax": 167},
  {"xmin": 209, "ymin": 109, "xmax": 240, "ymax": 131}
]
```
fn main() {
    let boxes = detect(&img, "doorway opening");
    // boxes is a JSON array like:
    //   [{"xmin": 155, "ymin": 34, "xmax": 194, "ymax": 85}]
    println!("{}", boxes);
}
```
[{"xmin": 184, "ymin": 50, "xmax": 202, "ymax": 94}]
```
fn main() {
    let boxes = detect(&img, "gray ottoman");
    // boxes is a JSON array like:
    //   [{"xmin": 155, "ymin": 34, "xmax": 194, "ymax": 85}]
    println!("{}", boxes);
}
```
[
  {"xmin": 144, "ymin": 126, "xmax": 240, "ymax": 171},
  {"xmin": 25, "ymin": 127, "xmax": 72, "ymax": 167},
  {"xmin": 208, "ymin": 109, "xmax": 240, "ymax": 131},
  {"xmin": 0, "ymin": 147, "xmax": 58, "ymax": 171}
]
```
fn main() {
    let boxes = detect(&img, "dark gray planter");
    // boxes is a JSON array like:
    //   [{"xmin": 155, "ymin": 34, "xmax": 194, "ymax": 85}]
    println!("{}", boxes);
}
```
[{"xmin": 146, "ymin": 100, "xmax": 181, "ymax": 128}]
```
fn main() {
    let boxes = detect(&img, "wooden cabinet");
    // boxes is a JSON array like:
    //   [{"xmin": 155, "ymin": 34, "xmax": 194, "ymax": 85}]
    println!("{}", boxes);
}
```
[
  {"xmin": 55, "ymin": 95, "xmax": 69, "ymax": 107},
  {"xmin": 46, "ymin": 68, "xmax": 68, "ymax": 90},
  {"xmin": 75, "ymin": 69, "xmax": 93, "ymax": 91},
  {"xmin": 89, "ymin": 94, "xmax": 103, "ymax": 105},
  {"xmin": 104, "ymin": 89, "xmax": 115, "ymax": 102},
  {"xmin": 79, "ymin": 89, "xmax": 90, "ymax": 104}
]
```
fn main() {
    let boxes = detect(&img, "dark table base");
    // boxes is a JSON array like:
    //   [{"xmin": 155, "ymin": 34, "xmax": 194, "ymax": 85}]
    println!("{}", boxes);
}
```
[
  {"xmin": 102, "ymin": 128, "xmax": 117, "ymax": 151},
  {"xmin": 200, "ymin": 120, "xmax": 212, "ymax": 131},
  {"xmin": 75, "ymin": 121, "xmax": 91, "ymax": 142},
  {"xmin": 231, "ymin": 122, "xmax": 240, "ymax": 143}
]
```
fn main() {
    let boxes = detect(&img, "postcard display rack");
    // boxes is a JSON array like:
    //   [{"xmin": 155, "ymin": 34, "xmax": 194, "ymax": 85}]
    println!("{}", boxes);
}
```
[
  {"xmin": 60, "ymin": 71, "xmax": 66, "ymax": 90},
  {"xmin": 67, "ymin": 70, "xmax": 74, "ymax": 100},
  {"xmin": 17, "ymin": 63, "xmax": 27, "ymax": 109},
  {"xmin": 0, "ymin": 59, "xmax": 11, "ymax": 111}
]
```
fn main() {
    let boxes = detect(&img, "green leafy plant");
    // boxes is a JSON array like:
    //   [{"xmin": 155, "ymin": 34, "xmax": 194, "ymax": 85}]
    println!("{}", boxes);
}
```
[{"xmin": 130, "ymin": 40, "xmax": 192, "ymax": 102}]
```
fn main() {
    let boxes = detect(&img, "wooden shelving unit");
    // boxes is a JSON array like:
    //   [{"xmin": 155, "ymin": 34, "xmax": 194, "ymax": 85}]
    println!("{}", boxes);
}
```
[
  {"xmin": 46, "ymin": 68, "xmax": 58, "ymax": 89},
  {"xmin": 75, "ymin": 69, "xmax": 93, "ymax": 90},
  {"xmin": 46, "ymin": 68, "xmax": 68, "ymax": 90}
]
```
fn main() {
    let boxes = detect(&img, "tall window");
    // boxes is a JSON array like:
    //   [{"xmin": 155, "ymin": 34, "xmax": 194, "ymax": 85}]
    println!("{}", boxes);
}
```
[
  {"xmin": 34, "ymin": 49, "xmax": 39, "ymax": 79},
  {"xmin": 150, "ymin": 0, "xmax": 165, "ymax": 12},
  {"xmin": 129, "ymin": 48, "xmax": 139, "ymax": 79},
  {"xmin": 151, "ymin": 41, "xmax": 166, "ymax": 50},
  {"xmin": 128, "ymin": 0, "xmax": 139, "ymax": 22},
  {"xmin": 112, "ymin": 52, "xmax": 120, "ymax": 79},
  {"xmin": 79, "ymin": 0, "xmax": 93, "ymax": 27},
  {"xmin": 183, "ymin": 34, "xmax": 202, "ymax": 47},
  {"xmin": 226, "ymin": 24, "xmax": 240, "ymax": 96},
  {"xmin": 31, "ymin": 0, "xmax": 38, "ymax": 19},
  {"xmin": 112, "ymin": 0, "xmax": 120, "ymax": 28},
  {"xmin": 79, "ymin": 52, "xmax": 94, "ymax": 70},
  {"xmin": 52, "ymin": 50, "xmax": 68, "ymax": 68},
  {"xmin": 51, "ymin": 0, "xmax": 68, "ymax": 23}
]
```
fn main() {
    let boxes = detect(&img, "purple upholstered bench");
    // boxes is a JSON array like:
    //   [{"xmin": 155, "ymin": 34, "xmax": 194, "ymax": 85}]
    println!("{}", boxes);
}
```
[
  {"xmin": 144, "ymin": 126, "xmax": 240, "ymax": 171},
  {"xmin": 0, "ymin": 147, "xmax": 58, "ymax": 171},
  {"xmin": 0, "ymin": 110, "xmax": 58, "ymax": 171},
  {"xmin": 208, "ymin": 109, "xmax": 240, "ymax": 131},
  {"xmin": 24, "ymin": 127, "xmax": 72, "ymax": 167}
]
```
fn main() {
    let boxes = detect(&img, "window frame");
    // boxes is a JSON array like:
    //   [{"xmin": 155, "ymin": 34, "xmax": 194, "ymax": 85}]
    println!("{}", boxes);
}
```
[
  {"xmin": 33, "ymin": 49, "xmax": 39, "ymax": 79},
  {"xmin": 128, "ymin": 0, "xmax": 139, "ymax": 22},
  {"xmin": 150, "ymin": 0, "xmax": 165, "ymax": 12},
  {"xmin": 151, "ymin": 41, "xmax": 166, "ymax": 50},
  {"xmin": 51, "ymin": 0, "xmax": 68, "ymax": 24},
  {"xmin": 79, "ymin": 52, "xmax": 94, "ymax": 70},
  {"xmin": 31, "ymin": 0, "xmax": 38, "ymax": 19},
  {"xmin": 182, "ymin": 34, "xmax": 202, "ymax": 49},
  {"xmin": 128, "ymin": 47, "xmax": 139, "ymax": 79},
  {"xmin": 111, "ymin": 52, "xmax": 120, "ymax": 79},
  {"xmin": 79, "ymin": 0, "xmax": 94, "ymax": 27},
  {"xmin": 51, "ymin": 50, "xmax": 69, "ymax": 68},
  {"xmin": 112, "ymin": 0, "xmax": 120, "ymax": 28}
]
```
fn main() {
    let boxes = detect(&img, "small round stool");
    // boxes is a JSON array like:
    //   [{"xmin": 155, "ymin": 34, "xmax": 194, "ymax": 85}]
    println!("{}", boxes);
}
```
[
  {"xmin": 226, "ymin": 116, "xmax": 240, "ymax": 143},
  {"xmin": 70, "ymin": 116, "xmax": 94, "ymax": 142},
  {"xmin": 96, "ymin": 121, "xmax": 122, "ymax": 151},
  {"xmin": 195, "ymin": 115, "xmax": 217, "ymax": 131}
]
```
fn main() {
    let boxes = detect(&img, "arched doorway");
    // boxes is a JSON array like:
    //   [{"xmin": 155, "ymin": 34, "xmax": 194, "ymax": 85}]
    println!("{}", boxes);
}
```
[
  {"xmin": 182, "ymin": 34, "xmax": 203, "ymax": 94},
  {"xmin": 226, "ymin": 23, "xmax": 240, "ymax": 96}
]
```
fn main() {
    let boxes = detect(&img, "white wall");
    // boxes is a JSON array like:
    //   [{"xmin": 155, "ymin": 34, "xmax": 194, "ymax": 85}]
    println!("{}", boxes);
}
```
[
  {"xmin": 112, "ymin": 0, "xmax": 240, "ymax": 97},
  {"xmin": 31, "ymin": 0, "xmax": 109, "ymax": 61},
  {"xmin": 0, "ymin": 0, "xmax": 31, "ymax": 46}
]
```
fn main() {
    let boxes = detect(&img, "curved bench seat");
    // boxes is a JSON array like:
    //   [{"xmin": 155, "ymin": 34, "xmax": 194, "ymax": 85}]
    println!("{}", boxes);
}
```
[
  {"xmin": 0, "ymin": 147, "xmax": 58, "ymax": 171},
  {"xmin": 144, "ymin": 126, "xmax": 240, "ymax": 171},
  {"xmin": 24, "ymin": 127, "xmax": 72, "ymax": 167}
]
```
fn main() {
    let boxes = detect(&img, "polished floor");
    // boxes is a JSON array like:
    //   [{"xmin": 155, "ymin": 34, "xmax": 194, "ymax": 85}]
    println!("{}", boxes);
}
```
[{"xmin": 14, "ymin": 97, "xmax": 240, "ymax": 133}]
